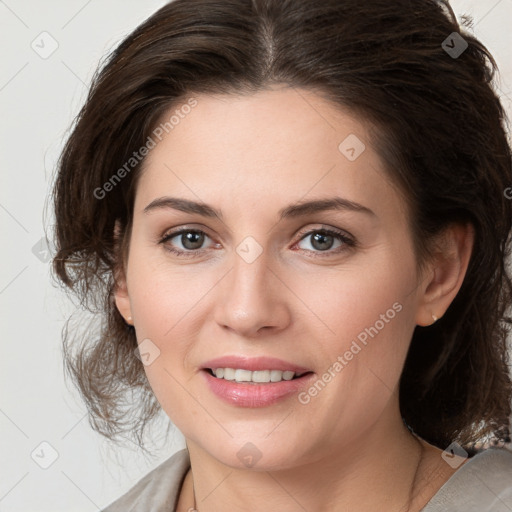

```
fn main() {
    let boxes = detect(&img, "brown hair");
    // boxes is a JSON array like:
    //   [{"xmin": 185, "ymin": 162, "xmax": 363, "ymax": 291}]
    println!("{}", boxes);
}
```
[{"xmin": 51, "ymin": 0, "xmax": 512, "ymax": 453}]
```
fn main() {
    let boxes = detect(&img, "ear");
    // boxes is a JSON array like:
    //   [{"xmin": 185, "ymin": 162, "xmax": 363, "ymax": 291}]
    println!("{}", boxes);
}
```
[
  {"xmin": 415, "ymin": 222, "xmax": 474, "ymax": 326},
  {"xmin": 113, "ymin": 219, "xmax": 133, "ymax": 325}
]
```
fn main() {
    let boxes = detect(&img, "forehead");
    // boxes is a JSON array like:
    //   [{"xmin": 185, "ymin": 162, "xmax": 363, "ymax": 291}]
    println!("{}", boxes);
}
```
[{"xmin": 134, "ymin": 85, "xmax": 404, "ymax": 218}]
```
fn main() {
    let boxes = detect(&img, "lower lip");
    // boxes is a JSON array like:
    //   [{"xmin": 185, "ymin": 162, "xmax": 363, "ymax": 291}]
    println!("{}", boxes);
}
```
[{"xmin": 202, "ymin": 370, "xmax": 315, "ymax": 407}]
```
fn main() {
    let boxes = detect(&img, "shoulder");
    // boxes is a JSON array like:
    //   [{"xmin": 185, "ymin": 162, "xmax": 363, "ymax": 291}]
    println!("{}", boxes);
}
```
[
  {"xmin": 423, "ymin": 447, "xmax": 512, "ymax": 512},
  {"xmin": 101, "ymin": 448, "xmax": 191, "ymax": 512}
]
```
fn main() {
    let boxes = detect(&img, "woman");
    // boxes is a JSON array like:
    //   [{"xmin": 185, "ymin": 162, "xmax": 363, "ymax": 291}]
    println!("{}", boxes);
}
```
[{"xmin": 51, "ymin": 0, "xmax": 512, "ymax": 510}]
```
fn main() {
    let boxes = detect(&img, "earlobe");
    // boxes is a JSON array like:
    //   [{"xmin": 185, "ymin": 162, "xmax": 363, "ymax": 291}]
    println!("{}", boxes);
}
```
[
  {"xmin": 415, "ymin": 222, "xmax": 474, "ymax": 326},
  {"xmin": 114, "ymin": 281, "xmax": 133, "ymax": 325}
]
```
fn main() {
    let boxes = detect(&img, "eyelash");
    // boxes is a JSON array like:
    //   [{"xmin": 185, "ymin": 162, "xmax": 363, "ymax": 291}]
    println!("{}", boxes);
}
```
[{"xmin": 158, "ymin": 226, "xmax": 356, "ymax": 259}]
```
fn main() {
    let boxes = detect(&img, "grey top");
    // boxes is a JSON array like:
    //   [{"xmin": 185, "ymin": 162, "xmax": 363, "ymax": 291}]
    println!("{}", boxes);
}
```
[{"xmin": 102, "ymin": 447, "xmax": 512, "ymax": 512}]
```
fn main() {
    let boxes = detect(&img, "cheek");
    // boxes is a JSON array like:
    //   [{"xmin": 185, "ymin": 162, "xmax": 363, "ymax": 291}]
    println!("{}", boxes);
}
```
[
  {"xmin": 294, "ymin": 250, "xmax": 415, "ymax": 348},
  {"xmin": 128, "ymin": 275, "xmax": 201, "ymax": 428},
  {"xmin": 128, "ymin": 276, "xmax": 204, "ymax": 378},
  {"xmin": 291, "ymin": 249, "xmax": 418, "ymax": 411}
]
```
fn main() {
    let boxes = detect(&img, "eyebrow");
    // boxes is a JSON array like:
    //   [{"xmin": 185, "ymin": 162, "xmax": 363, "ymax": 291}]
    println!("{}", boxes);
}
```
[{"xmin": 143, "ymin": 196, "xmax": 376, "ymax": 219}]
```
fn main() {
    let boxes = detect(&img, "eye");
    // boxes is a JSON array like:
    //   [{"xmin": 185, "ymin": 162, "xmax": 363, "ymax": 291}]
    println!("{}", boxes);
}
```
[
  {"xmin": 295, "ymin": 228, "xmax": 355, "ymax": 255},
  {"xmin": 159, "ymin": 229, "xmax": 216, "ymax": 256}
]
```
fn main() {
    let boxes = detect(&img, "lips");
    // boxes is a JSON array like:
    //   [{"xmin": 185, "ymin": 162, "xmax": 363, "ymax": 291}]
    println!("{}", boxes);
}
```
[{"xmin": 201, "ymin": 355, "xmax": 312, "ymax": 374}]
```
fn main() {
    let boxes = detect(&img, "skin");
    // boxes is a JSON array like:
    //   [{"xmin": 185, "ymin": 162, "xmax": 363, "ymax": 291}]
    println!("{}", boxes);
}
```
[{"xmin": 114, "ymin": 84, "xmax": 474, "ymax": 512}]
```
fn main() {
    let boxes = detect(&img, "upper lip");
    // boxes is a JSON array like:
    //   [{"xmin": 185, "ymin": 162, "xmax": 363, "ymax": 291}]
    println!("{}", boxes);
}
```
[{"xmin": 201, "ymin": 356, "xmax": 312, "ymax": 374}]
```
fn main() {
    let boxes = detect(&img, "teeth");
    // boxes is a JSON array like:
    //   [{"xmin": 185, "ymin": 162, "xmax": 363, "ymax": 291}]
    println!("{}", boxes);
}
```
[
  {"xmin": 253, "ymin": 370, "xmax": 271, "ymax": 383},
  {"xmin": 211, "ymin": 368, "xmax": 298, "ymax": 383},
  {"xmin": 235, "ymin": 369, "xmax": 252, "ymax": 382},
  {"xmin": 223, "ymin": 368, "xmax": 236, "ymax": 380}
]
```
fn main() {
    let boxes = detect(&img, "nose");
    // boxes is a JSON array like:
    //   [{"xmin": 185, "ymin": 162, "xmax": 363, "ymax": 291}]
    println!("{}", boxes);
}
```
[{"xmin": 213, "ymin": 251, "xmax": 292, "ymax": 338}]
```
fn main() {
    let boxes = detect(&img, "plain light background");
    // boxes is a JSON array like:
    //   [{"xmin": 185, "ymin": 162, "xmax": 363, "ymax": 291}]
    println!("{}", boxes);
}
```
[{"xmin": 1, "ymin": 1, "xmax": 511, "ymax": 510}]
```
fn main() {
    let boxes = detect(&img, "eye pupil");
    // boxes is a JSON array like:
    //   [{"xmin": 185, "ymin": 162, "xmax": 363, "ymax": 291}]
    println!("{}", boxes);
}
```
[
  {"xmin": 311, "ymin": 232, "xmax": 334, "ymax": 251},
  {"xmin": 182, "ymin": 231, "xmax": 204, "ymax": 250}
]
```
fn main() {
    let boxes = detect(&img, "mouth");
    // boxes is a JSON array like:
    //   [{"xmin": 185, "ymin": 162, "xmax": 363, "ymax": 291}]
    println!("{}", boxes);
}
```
[
  {"xmin": 200, "ymin": 357, "xmax": 316, "ymax": 407},
  {"xmin": 199, "ymin": 356, "xmax": 315, "ymax": 406}
]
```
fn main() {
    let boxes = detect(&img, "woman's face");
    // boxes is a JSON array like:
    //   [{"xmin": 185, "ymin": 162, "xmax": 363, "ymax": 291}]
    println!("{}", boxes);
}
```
[{"xmin": 116, "ymin": 85, "xmax": 430, "ymax": 469}]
